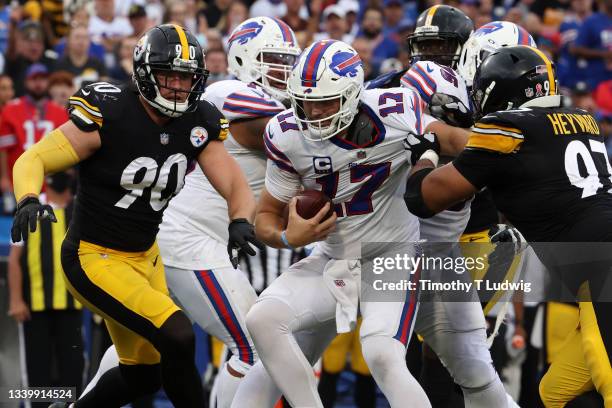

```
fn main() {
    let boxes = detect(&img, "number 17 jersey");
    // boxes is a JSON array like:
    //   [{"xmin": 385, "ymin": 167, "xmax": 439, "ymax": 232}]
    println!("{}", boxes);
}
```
[{"xmin": 264, "ymin": 87, "xmax": 435, "ymax": 259}]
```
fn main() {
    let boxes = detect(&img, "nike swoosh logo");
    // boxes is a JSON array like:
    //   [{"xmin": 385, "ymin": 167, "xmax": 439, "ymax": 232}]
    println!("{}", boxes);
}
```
[
  {"xmin": 82, "ymin": 89, "xmax": 90, "ymax": 96},
  {"xmin": 468, "ymin": 237, "xmax": 481, "ymax": 242},
  {"xmin": 426, "ymin": 65, "xmax": 434, "ymax": 73},
  {"xmin": 153, "ymin": 255, "xmax": 158, "ymax": 267}
]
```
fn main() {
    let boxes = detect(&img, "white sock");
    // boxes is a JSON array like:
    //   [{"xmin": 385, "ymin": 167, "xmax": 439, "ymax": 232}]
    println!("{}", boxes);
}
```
[
  {"xmin": 214, "ymin": 357, "xmax": 251, "ymax": 408},
  {"xmin": 361, "ymin": 336, "xmax": 431, "ymax": 408},
  {"xmin": 80, "ymin": 345, "xmax": 120, "ymax": 398}
]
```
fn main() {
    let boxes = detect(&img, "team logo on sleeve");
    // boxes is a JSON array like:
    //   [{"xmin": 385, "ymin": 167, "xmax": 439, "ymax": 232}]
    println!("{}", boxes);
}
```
[
  {"xmin": 190, "ymin": 127, "xmax": 208, "ymax": 147},
  {"xmin": 330, "ymin": 51, "xmax": 363, "ymax": 78},
  {"xmin": 228, "ymin": 21, "xmax": 263, "ymax": 45}
]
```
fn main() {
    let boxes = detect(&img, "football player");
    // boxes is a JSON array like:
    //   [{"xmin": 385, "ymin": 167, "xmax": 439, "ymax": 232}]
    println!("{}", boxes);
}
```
[
  {"xmin": 234, "ymin": 39, "xmax": 468, "ymax": 408},
  {"xmin": 368, "ymin": 8, "xmax": 523, "ymax": 407},
  {"xmin": 404, "ymin": 45, "xmax": 612, "ymax": 408},
  {"xmin": 11, "ymin": 25, "xmax": 261, "ymax": 408},
  {"xmin": 74, "ymin": 17, "xmax": 300, "ymax": 408}
]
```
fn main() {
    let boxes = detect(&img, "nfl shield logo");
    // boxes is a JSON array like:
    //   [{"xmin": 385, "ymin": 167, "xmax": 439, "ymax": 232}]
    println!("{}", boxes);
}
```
[
  {"xmin": 524, "ymin": 88, "xmax": 534, "ymax": 98},
  {"xmin": 357, "ymin": 150, "xmax": 366, "ymax": 159},
  {"xmin": 160, "ymin": 133, "xmax": 170, "ymax": 145}
]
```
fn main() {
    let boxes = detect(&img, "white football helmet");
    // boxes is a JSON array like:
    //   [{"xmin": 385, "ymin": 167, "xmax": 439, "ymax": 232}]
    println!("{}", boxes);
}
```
[
  {"xmin": 287, "ymin": 40, "xmax": 364, "ymax": 141},
  {"xmin": 227, "ymin": 17, "xmax": 301, "ymax": 102},
  {"xmin": 457, "ymin": 21, "xmax": 536, "ymax": 87}
]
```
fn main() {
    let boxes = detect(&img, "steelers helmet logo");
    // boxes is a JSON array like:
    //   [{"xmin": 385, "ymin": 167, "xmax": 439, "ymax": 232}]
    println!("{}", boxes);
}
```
[
  {"xmin": 134, "ymin": 35, "xmax": 148, "ymax": 61},
  {"xmin": 190, "ymin": 126, "xmax": 208, "ymax": 147}
]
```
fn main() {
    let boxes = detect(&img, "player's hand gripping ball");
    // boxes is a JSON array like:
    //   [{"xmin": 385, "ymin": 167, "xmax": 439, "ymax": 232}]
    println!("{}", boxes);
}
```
[{"xmin": 283, "ymin": 190, "xmax": 337, "ymax": 248}]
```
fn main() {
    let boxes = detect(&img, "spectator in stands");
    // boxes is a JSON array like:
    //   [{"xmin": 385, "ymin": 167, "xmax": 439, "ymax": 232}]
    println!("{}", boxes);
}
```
[
  {"xmin": 570, "ymin": 80, "xmax": 599, "ymax": 112},
  {"xmin": 338, "ymin": 0, "xmax": 360, "ymax": 38},
  {"xmin": 206, "ymin": 28, "xmax": 224, "ymax": 52},
  {"xmin": 47, "ymin": 71, "xmax": 75, "ymax": 109},
  {"xmin": 0, "ymin": 2, "xmax": 10, "ymax": 54},
  {"xmin": 205, "ymin": 48, "xmax": 231, "ymax": 84},
  {"xmin": 557, "ymin": 0, "xmax": 593, "ymax": 89},
  {"xmin": 88, "ymin": 0, "xmax": 133, "ymax": 55},
  {"xmin": 39, "ymin": 0, "xmax": 69, "ymax": 47},
  {"xmin": 0, "ymin": 75, "xmax": 14, "ymax": 112},
  {"xmin": 53, "ymin": 24, "xmax": 108, "ymax": 88},
  {"xmin": 594, "ymin": 79, "xmax": 612, "ymax": 112},
  {"xmin": 313, "ymin": 5, "xmax": 353, "ymax": 43},
  {"xmin": 383, "ymin": 0, "xmax": 406, "ymax": 39},
  {"xmin": 0, "ymin": 64, "xmax": 68, "ymax": 197},
  {"xmin": 571, "ymin": 0, "xmax": 612, "ymax": 90},
  {"xmin": 165, "ymin": 0, "xmax": 187, "ymax": 26},
  {"xmin": 223, "ymin": 1, "xmax": 250, "ymax": 38},
  {"xmin": 203, "ymin": 0, "xmax": 232, "ymax": 31},
  {"xmin": 5, "ymin": 21, "xmax": 55, "ymax": 97},
  {"xmin": 358, "ymin": 7, "xmax": 399, "ymax": 76},
  {"xmin": 8, "ymin": 171, "xmax": 83, "ymax": 406},
  {"xmin": 109, "ymin": 36, "xmax": 138, "ymax": 82},
  {"xmin": 352, "ymin": 36, "xmax": 376, "ymax": 80},
  {"xmin": 282, "ymin": 0, "xmax": 309, "ymax": 33},
  {"xmin": 250, "ymin": 0, "xmax": 287, "ymax": 19},
  {"xmin": 128, "ymin": 4, "xmax": 150, "ymax": 40},
  {"xmin": 54, "ymin": 8, "xmax": 106, "ymax": 63}
]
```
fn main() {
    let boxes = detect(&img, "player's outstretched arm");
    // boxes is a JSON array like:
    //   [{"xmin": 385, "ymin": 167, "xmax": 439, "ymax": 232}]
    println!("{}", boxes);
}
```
[
  {"xmin": 11, "ymin": 120, "xmax": 100, "ymax": 242},
  {"xmin": 404, "ymin": 159, "xmax": 477, "ymax": 218},
  {"xmin": 229, "ymin": 116, "xmax": 270, "ymax": 151},
  {"xmin": 198, "ymin": 140, "xmax": 257, "ymax": 222},
  {"xmin": 425, "ymin": 120, "xmax": 470, "ymax": 157}
]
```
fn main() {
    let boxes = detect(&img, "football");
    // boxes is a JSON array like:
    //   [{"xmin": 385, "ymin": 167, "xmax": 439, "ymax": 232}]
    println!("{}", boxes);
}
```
[{"xmin": 283, "ymin": 189, "xmax": 335, "ymax": 224}]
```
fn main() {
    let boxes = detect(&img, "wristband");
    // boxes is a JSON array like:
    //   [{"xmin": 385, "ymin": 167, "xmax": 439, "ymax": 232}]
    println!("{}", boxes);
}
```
[
  {"xmin": 280, "ymin": 230, "xmax": 294, "ymax": 250},
  {"xmin": 419, "ymin": 149, "xmax": 440, "ymax": 167}
]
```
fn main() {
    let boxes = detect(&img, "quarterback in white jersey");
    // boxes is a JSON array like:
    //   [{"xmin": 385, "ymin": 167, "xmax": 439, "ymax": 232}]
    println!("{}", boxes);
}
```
[
  {"xmin": 235, "ymin": 39, "xmax": 469, "ymax": 408},
  {"xmin": 79, "ymin": 17, "xmax": 300, "ymax": 408}
]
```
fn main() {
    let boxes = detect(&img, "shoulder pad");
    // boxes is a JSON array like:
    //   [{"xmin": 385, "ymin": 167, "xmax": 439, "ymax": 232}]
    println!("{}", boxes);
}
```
[
  {"xmin": 68, "ymin": 82, "xmax": 125, "ymax": 132},
  {"xmin": 196, "ymin": 99, "xmax": 229, "ymax": 142},
  {"xmin": 205, "ymin": 80, "xmax": 285, "ymax": 121},
  {"xmin": 365, "ymin": 70, "xmax": 403, "ymax": 90},
  {"xmin": 466, "ymin": 111, "xmax": 525, "ymax": 154}
]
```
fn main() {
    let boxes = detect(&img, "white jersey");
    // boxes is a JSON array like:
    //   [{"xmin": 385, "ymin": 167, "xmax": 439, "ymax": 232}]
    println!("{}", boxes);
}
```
[
  {"xmin": 265, "ymin": 87, "xmax": 435, "ymax": 259},
  {"xmin": 400, "ymin": 61, "xmax": 471, "ymax": 109},
  {"xmin": 158, "ymin": 80, "xmax": 285, "ymax": 270},
  {"xmin": 400, "ymin": 61, "xmax": 472, "ymax": 242}
]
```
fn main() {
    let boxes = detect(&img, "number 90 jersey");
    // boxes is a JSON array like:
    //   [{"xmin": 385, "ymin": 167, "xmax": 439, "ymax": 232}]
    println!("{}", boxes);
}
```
[
  {"xmin": 68, "ymin": 82, "xmax": 228, "ymax": 252},
  {"xmin": 264, "ymin": 87, "xmax": 436, "ymax": 259},
  {"xmin": 453, "ymin": 105, "xmax": 612, "ymax": 242}
]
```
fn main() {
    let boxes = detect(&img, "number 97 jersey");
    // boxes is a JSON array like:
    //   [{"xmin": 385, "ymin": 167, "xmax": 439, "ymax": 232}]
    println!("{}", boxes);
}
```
[
  {"xmin": 264, "ymin": 87, "xmax": 436, "ymax": 259},
  {"xmin": 453, "ymin": 106, "xmax": 612, "ymax": 242},
  {"xmin": 67, "ymin": 82, "xmax": 228, "ymax": 252}
]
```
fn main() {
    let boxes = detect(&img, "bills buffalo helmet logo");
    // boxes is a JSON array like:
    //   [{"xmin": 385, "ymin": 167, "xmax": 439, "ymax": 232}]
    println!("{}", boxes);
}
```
[
  {"xmin": 330, "ymin": 51, "xmax": 363, "ymax": 78},
  {"xmin": 474, "ymin": 22, "xmax": 504, "ymax": 36},
  {"xmin": 228, "ymin": 21, "xmax": 264, "ymax": 45}
]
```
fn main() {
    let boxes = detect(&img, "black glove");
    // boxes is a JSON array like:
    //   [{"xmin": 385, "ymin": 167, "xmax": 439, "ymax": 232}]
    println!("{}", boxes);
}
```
[
  {"xmin": 227, "ymin": 218, "xmax": 265, "ymax": 269},
  {"xmin": 430, "ymin": 93, "xmax": 475, "ymax": 128},
  {"xmin": 488, "ymin": 224, "xmax": 528, "ymax": 266},
  {"xmin": 404, "ymin": 132, "xmax": 440, "ymax": 166},
  {"xmin": 11, "ymin": 197, "xmax": 57, "ymax": 243}
]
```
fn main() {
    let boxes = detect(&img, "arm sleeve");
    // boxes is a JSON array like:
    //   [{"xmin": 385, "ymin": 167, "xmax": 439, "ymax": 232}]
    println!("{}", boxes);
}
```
[
  {"xmin": 264, "ymin": 159, "xmax": 301, "ymax": 203},
  {"xmin": 13, "ymin": 128, "xmax": 80, "ymax": 202}
]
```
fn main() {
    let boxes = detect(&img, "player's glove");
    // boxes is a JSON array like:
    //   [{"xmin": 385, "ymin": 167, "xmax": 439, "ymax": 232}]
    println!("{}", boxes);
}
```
[
  {"xmin": 404, "ymin": 132, "xmax": 440, "ymax": 166},
  {"xmin": 227, "ymin": 218, "xmax": 265, "ymax": 269},
  {"xmin": 11, "ymin": 196, "xmax": 56, "ymax": 243},
  {"xmin": 430, "ymin": 93, "xmax": 474, "ymax": 128},
  {"xmin": 488, "ymin": 224, "xmax": 528, "ymax": 266}
]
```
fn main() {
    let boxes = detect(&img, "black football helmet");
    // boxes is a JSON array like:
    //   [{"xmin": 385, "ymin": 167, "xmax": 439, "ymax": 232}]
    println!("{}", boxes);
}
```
[
  {"xmin": 407, "ymin": 5, "xmax": 474, "ymax": 68},
  {"xmin": 133, "ymin": 24, "xmax": 208, "ymax": 117},
  {"xmin": 471, "ymin": 45, "xmax": 558, "ymax": 120}
]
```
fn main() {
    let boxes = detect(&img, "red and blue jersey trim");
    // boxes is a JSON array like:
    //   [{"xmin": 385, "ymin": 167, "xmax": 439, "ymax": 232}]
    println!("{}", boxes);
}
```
[
  {"xmin": 264, "ymin": 130, "xmax": 298, "ymax": 174},
  {"xmin": 393, "ymin": 260, "xmax": 420, "ymax": 346},
  {"xmin": 195, "ymin": 269, "xmax": 254, "ymax": 365},
  {"xmin": 223, "ymin": 92, "xmax": 284, "ymax": 117}
]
